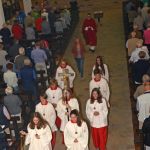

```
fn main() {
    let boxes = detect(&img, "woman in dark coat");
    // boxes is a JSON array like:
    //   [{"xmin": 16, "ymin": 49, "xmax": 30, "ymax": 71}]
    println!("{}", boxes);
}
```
[{"xmin": 142, "ymin": 116, "xmax": 150, "ymax": 150}]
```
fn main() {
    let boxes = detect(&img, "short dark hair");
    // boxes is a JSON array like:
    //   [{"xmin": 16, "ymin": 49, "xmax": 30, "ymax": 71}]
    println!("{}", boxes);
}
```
[
  {"xmin": 70, "ymin": 109, "xmax": 82, "ymax": 127},
  {"xmin": 6, "ymin": 63, "xmax": 13, "ymax": 70},
  {"xmin": 90, "ymin": 88, "xmax": 102, "ymax": 104},
  {"xmin": 93, "ymin": 68, "xmax": 102, "ymax": 75},
  {"xmin": 139, "ymin": 51, "xmax": 146, "ymax": 58}
]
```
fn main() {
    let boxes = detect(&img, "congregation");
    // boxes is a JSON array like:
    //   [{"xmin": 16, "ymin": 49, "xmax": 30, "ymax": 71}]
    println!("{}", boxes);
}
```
[
  {"xmin": 125, "ymin": 0, "xmax": 150, "ymax": 149},
  {"xmin": 0, "ymin": 0, "xmax": 111, "ymax": 150}
]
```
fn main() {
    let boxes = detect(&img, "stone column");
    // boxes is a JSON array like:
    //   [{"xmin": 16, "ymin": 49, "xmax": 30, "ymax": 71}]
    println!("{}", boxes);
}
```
[
  {"xmin": 0, "ymin": 0, "xmax": 5, "ymax": 29},
  {"xmin": 23, "ymin": 0, "xmax": 32, "ymax": 15}
]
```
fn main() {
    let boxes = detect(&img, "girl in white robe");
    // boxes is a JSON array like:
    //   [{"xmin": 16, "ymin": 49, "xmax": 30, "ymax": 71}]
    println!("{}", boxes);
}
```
[
  {"xmin": 92, "ymin": 56, "xmax": 109, "ymax": 82},
  {"xmin": 64, "ymin": 109, "xmax": 89, "ymax": 150},
  {"xmin": 86, "ymin": 88, "xmax": 108, "ymax": 150},
  {"xmin": 55, "ymin": 59, "xmax": 76, "ymax": 90},
  {"xmin": 56, "ymin": 89, "xmax": 79, "ymax": 143},
  {"xmin": 24, "ymin": 112, "xmax": 52, "ymax": 150}
]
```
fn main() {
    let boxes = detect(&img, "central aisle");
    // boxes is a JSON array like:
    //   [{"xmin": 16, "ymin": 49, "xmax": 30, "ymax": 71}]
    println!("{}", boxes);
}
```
[{"xmin": 54, "ymin": 0, "xmax": 134, "ymax": 149}]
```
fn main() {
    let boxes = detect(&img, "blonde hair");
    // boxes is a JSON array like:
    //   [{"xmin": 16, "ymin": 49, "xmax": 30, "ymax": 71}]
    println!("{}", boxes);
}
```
[
  {"xmin": 19, "ymin": 47, "xmax": 25, "ymax": 55},
  {"xmin": 24, "ymin": 59, "xmax": 31, "ymax": 65},
  {"xmin": 142, "ymin": 74, "xmax": 150, "ymax": 83}
]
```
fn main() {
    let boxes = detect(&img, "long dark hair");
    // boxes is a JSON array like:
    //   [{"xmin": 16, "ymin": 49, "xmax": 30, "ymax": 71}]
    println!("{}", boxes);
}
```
[
  {"xmin": 29, "ymin": 112, "xmax": 48, "ymax": 129},
  {"xmin": 62, "ymin": 88, "xmax": 73, "ymax": 101},
  {"xmin": 70, "ymin": 109, "xmax": 82, "ymax": 127},
  {"xmin": 90, "ymin": 88, "xmax": 102, "ymax": 104},
  {"xmin": 95, "ymin": 56, "xmax": 105, "ymax": 75}
]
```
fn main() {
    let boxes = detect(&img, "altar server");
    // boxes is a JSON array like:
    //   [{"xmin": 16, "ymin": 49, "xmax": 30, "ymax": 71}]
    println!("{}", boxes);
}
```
[
  {"xmin": 24, "ymin": 112, "xmax": 52, "ymax": 150},
  {"xmin": 56, "ymin": 89, "xmax": 79, "ymax": 142},
  {"xmin": 64, "ymin": 109, "xmax": 89, "ymax": 150},
  {"xmin": 35, "ymin": 93, "xmax": 57, "ymax": 149},
  {"xmin": 92, "ymin": 56, "xmax": 109, "ymax": 82},
  {"xmin": 86, "ymin": 88, "xmax": 108, "ymax": 150},
  {"xmin": 46, "ymin": 79, "xmax": 62, "ymax": 108},
  {"xmin": 55, "ymin": 59, "xmax": 76, "ymax": 90},
  {"xmin": 89, "ymin": 69, "xmax": 110, "ymax": 106}
]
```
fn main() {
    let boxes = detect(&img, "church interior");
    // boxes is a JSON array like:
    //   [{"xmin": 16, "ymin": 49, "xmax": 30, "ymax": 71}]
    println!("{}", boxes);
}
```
[{"xmin": 0, "ymin": 0, "xmax": 150, "ymax": 150}]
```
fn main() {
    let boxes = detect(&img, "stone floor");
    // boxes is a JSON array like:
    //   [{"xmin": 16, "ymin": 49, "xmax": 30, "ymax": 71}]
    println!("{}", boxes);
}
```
[{"xmin": 54, "ymin": 0, "xmax": 135, "ymax": 150}]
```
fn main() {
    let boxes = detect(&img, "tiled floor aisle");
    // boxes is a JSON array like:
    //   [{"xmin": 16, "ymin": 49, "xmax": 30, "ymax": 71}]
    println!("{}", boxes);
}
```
[{"xmin": 54, "ymin": 0, "xmax": 135, "ymax": 149}]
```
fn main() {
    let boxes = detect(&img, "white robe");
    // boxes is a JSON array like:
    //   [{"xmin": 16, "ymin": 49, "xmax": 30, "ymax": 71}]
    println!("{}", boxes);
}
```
[
  {"xmin": 137, "ymin": 93, "xmax": 150, "ymax": 123},
  {"xmin": 56, "ymin": 98, "xmax": 79, "ymax": 131},
  {"xmin": 45, "ymin": 87, "xmax": 62, "ymax": 105},
  {"xmin": 89, "ymin": 78, "xmax": 110, "ymax": 103},
  {"xmin": 55, "ymin": 65, "xmax": 76, "ymax": 89},
  {"xmin": 25, "ymin": 125, "xmax": 52, "ymax": 150},
  {"xmin": 35, "ymin": 102, "xmax": 57, "ymax": 132},
  {"xmin": 92, "ymin": 64, "xmax": 109, "ymax": 82},
  {"xmin": 86, "ymin": 98, "xmax": 108, "ymax": 128},
  {"xmin": 64, "ymin": 121, "xmax": 89, "ymax": 150}
]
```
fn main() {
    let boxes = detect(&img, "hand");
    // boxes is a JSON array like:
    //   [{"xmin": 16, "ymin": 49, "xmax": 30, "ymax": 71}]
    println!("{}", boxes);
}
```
[
  {"xmin": 94, "ymin": 111, "xmax": 99, "ymax": 116},
  {"xmin": 35, "ymin": 134, "xmax": 40, "ymax": 139},
  {"xmin": 20, "ymin": 131, "xmax": 27, "ymax": 136},
  {"xmin": 52, "ymin": 103, "xmax": 57, "ymax": 108},
  {"xmin": 74, "ymin": 138, "xmax": 78, "ymax": 143}
]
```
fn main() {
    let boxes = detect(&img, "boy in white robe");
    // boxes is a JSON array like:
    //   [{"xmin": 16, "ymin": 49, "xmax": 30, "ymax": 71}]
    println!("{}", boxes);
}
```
[
  {"xmin": 35, "ymin": 93, "xmax": 57, "ymax": 149},
  {"xmin": 64, "ymin": 109, "xmax": 89, "ymax": 150},
  {"xmin": 55, "ymin": 59, "xmax": 76, "ymax": 90},
  {"xmin": 45, "ymin": 79, "xmax": 62, "ymax": 108},
  {"xmin": 89, "ymin": 69, "xmax": 110, "ymax": 106}
]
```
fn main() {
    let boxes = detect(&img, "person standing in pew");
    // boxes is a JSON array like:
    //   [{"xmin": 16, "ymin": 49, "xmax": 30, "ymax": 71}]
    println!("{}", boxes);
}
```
[{"xmin": 31, "ymin": 41, "xmax": 48, "ymax": 77}]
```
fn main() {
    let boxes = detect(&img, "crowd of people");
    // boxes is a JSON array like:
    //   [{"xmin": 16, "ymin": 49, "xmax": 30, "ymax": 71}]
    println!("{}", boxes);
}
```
[
  {"xmin": 0, "ymin": 1, "xmax": 111, "ymax": 149},
  {"xmin": 17, "ymin": 54, "xmax": 110, "ymax": 150},
  {"xmin": 0, "ymin": 0, "xmax": 81, "ymax": 149},
  {"xmin": 125, "ymin": 0, "xmax": 150, "ymax": 149}
]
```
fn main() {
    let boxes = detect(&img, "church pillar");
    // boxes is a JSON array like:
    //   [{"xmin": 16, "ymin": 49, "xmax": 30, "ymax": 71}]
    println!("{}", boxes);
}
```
[
  {"xmin": 0, "ymin": 0, "xmax": 5, "ymax": 29},
  {"xmin": 23, "ymin": 0, "xmax": 32, "ymax": 15}
]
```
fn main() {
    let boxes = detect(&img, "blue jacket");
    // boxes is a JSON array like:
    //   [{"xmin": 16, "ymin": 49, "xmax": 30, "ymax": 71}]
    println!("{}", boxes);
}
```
[{"xmin": 20, "ymin": 66, "xmax": 36, "ymax": 90}]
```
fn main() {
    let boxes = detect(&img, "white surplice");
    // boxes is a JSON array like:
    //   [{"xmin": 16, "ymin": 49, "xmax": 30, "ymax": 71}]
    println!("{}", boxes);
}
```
[
  {"xmin": 64, "ymin": 121, "xmax": 89, "ymax": 150},
  {"xmin": 92, "ymin": 64, "xmax": 109, "ymax": 82},
  {"xmin": 86, "ymin": 98, "xmax": 108, "ymax": 128},
  {"xmin": 89, "ymin": 77, "xmax": 110, "ymax": 103},
  {"xmin": 35, "ymin": 102, "xmax": 57, "ymax": 132},
  {"xmin": 25, "ymin": 125, "xmax": 52, "ymax": 150},
  {"xmin": 56, "ymin": 98, "xmax": 79, "ymax": 131},
  {"xmin": 45, "ymin": 87, "xmax": 62, "ymax": 105},
  {"xmin": 55, "ymin": 65, "xmax": 76, "ymax": 89}
]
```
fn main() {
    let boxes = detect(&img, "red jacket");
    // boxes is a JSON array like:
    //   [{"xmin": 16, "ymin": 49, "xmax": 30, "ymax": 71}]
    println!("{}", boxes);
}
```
[
  {"xmin": 72, "ymin": 40, "xmax": 85, "ymax": 58},
  {"xmin": 12, "ymin": 24, "xmax": 23, "ymax": 40},
  {"xmin": 35, "ymin": 17, "xmax": 43, "ymax": 32}
]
